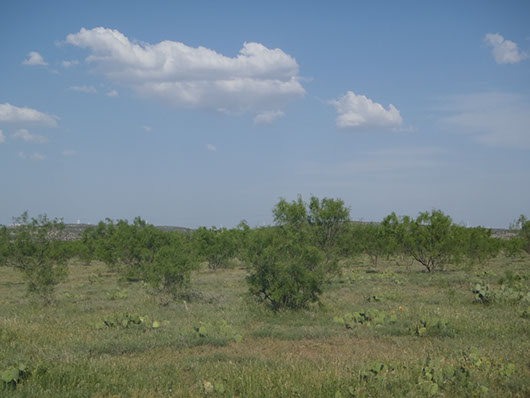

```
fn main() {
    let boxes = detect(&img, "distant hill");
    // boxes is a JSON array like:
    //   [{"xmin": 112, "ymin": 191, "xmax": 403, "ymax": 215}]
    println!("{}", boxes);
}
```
[
  {"xmin": 61, "ymin": 224, "xmax": 192, "ymax": 241},
  {"xmin": 489, "ymin": 228, "xmax": 517, "ymax": 239},
  {"xmin": 12, "ymin": 223, "xmax": 517, "ymax": 241},
  {"xmin": 348, "ymin": 221, "xmax": 516, "ymax": 239}
]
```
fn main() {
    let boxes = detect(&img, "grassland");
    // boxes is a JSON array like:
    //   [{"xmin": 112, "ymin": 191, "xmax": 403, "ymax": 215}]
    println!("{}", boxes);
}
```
[{"xmin": 1, "ymin": 254, "xmax": 529, "ymax": 397}]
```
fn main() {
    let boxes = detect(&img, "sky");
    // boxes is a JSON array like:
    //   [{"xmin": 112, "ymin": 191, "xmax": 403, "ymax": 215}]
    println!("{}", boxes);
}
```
[{"xmin": 1, "ymin": 1, "xmax": 529, "ymax": 229}]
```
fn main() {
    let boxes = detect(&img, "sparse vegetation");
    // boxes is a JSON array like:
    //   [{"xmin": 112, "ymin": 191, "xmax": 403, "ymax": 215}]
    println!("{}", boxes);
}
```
[{"xmin": 1, "ymin": 201, "xmax": 529, "ymax": 396}]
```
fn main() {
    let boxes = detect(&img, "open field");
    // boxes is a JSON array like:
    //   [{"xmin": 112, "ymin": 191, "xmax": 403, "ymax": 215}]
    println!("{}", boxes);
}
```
[{"xmin": 1, "ymin": 254, "xmax": 529, "ymax": 397}]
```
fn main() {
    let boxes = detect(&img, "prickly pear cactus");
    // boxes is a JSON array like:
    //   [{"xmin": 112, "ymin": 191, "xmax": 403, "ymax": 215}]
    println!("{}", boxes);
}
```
[
  {"xmin": 94, "ymin": 312, "xmax": 165, "ymax": 330},
  {"xmin": 193, "ymin": 319, "xmax": 242, "ymax": 342},
  {"xmin": 1, "ymin": 362, "xmax": 30, "ymax": 390},
  {"xmin": 334, "ymin": 309, "xmax": 397, "ymax": 329},
  {"xmin": 410, "ymin": 317, "xmax": 449, "ymax": 336}
]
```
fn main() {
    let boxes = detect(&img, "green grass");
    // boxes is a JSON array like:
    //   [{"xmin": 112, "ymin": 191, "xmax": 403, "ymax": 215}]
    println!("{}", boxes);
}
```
[{"xmin": 1, "ymin": 254, "xmax": 529, "ymax": 397}]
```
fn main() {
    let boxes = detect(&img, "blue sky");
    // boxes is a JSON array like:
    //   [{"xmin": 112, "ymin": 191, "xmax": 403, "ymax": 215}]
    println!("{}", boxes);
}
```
[{"xmin": 1, "ymin": 0, "xmax": 529, "ymax": 228}]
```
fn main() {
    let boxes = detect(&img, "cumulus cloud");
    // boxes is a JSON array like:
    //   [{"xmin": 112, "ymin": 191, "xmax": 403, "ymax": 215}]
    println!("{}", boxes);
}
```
[
  {"xmin": 13, "ymin": 129, "xmax": 48, "ymax": 143},
  {"xmin": 484, "ymin": 33, "xmax": 528, "ymax": 64},
  {"xmin": 69, "ymin": 85, "xmax": 97, "ymax": 93},
  {"xmin": 65, "ymin": 27, "xmax": 305, "ymax": 116},
  {"xmin": 22, "ymin": 51, "xmax": 48, "ymax": 66},
  {"xmin": 437, "ymin": 92, "xmax": 530, "ymax": 148},
  {"xmin": 0, "ymin": 103, "xmax": 59, "ymax": 127},
  {"xmin": 0, "ymin": 129, "xmax": 5, "ymax": 144},
  {"xmin": 142, "ymin": 125, "xmax": 153, "ymax": 133},
  {"xmin": 61, "ymin": 59, "xmax": 79, "ymax": 68},
  {"xmin": 106, "ymin": 89, "xmax": 119, "ymax": 97},
  {"xmin": 62, "ymin": 149, "xmax": 77, "ymax": 156},
  {"xmin": 330, "ymin": 91, "xmax": 403, "ymax": 129},
  {"xmin": 206, "ymin": 144, "xmax": 217, "ymax": 151},
  {"xmin": 253, "ymin": 110, "xmax": 284, "ymax": 125}
]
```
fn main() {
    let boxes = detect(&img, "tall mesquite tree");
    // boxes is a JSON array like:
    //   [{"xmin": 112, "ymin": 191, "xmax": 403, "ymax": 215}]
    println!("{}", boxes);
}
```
[
  {"xmin": 308, "ymin": 196, "xmax": 351, "ymax": 263},
  {"xmin": 146, "ymin": 231, "xmax": 195, "ymax": 300},
  {"xmin": 0, "ymin": 212, "xmax": 71, "ymax": 301},
  {"xmin": 81, "ymin": 217, "xmax": 172, "ymax": 280},
  {"xmin": 245, "ymin": 195, "xmax": 350, "ymax": 310},
  {"xmin": 81, "ymin": 218, "xmax": 196, "ymax": 299},
  {"xmin": 512, "ymin": 215, "xmax": 530, "ymax": 255},
  {"xmin": 192, "ymin": 226, "xmax": 237, "ymax": 270},
  {"xmin": 383, "ymin": 210, "xmax": 459, "ymax": 272},
  {"xmin": 455, "ymin": 225, "xmax": 500, "ymax": 266},
  {"xmin": 357, "ymin": 223, "xmax": 397, "ymax": 266}
]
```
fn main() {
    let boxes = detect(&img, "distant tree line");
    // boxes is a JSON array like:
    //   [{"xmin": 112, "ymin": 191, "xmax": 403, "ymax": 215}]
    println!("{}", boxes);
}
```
[{"xmin": 1, "ymin": 199, "xmax": 529, "ymax": 309}]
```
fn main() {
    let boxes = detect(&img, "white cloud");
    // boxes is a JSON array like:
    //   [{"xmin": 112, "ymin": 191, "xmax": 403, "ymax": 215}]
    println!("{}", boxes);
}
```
[
  {"xmin": 69, "ymin": 85, "xmax": 97, "ymax": 93},
  {"xmin": 206, "ymin": 144, "xmax": 217, "ymax": 151},
  {"xmin": 61, "ymin": 59, "xmax": 79, "ymax": 68},
  {"xmin": 142, "ymin": 125, "xmax": 153, "ymax": 133},
  {"xmin": 0, "ymin": 129, "xmax": 5, "ymax": 144},
  {"xmin": 31, "ymin": 153, "xmax": 45, "ymax": 160},
  {"xmin": 22, "ymin": 51, "xmax": 48, "ymax": 66},
  {"xmin": 62, "ymin": 149, "xmax": 77, "ymax": 156},
  {"xmin": 0, "ymin": 103, "xmax": 59, "ymax": 127},
  {"xmin": 13, "ymin": 128, "xmax": 48, "ymax": 143},
  {"xmin": 106, "ymin": 89, "xmax": 119, "ymax": 97},
  {"xmin": 253, "ymin": 110, "xmax": 284, "ymax": 125},
  {"xmin": 329, "ymin": 91, "xmax": 403, "ymax": 130},
  {"xmin": 300, "ymin": 147, "xmax": 444, "ymax": 177},
  {"xmin": 437, "ymin": 92, "xmax": 530, "ymax": 148},
  {"xmin": 484, "ymin": 33, "xmax": 528, "ymax": 64},
  {"xmin": 65, "ymin": 27, "xmax": 304, "ymax": 116},
  {"xmin": 18, "ymin": 152, "xmax": 45, "ymax": 160}
]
